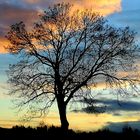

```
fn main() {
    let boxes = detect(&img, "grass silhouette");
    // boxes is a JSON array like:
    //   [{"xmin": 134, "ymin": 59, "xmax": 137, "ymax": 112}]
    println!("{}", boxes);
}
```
[{"xmin": 0, "ymin": 125, "xmax": 140, "ymax": 140}]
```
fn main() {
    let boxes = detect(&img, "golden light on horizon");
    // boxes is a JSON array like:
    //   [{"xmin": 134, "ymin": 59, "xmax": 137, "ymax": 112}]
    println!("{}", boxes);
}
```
[
  {"xmin": 30, "ymin": 112, "xmax": 140, "ymax": 131},
  {"xmin": 0, "ymin": 112, "xmax": 139, "ymax": 131}
]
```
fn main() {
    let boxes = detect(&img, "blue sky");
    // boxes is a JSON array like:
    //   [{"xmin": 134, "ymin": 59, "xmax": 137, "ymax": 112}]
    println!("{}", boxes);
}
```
[
  {"xmin": 108, "ymin": 0, "xmax": 140, "ymax": 39},
  {"xmin": 0, "ymin": 0, "xmax": 140, "ymax": 131}
]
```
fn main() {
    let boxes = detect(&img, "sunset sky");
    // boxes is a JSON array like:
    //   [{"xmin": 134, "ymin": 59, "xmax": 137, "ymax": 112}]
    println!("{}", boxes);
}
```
[{"xmin": 0, "ymin": 0, "xmax": 140, "ymax": 131}]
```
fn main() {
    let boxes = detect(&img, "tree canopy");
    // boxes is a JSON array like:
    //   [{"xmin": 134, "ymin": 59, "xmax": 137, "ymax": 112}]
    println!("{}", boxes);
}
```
[{"xmin": 6, "ymin": 3, "xmax": 140, "ymax": 130}]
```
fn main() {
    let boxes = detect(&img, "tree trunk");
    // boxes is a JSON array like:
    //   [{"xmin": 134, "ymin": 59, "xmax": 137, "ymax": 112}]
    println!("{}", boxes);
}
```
[{"xmin": 57, "ymin": 95, "xmax": 69, "ymax": 131}]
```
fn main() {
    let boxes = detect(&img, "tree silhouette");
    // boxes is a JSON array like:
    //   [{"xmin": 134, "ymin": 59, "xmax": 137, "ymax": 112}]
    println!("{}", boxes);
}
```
[{"xmin": 6, "ymin": 3, "xmax": 139, "ymax": 130}]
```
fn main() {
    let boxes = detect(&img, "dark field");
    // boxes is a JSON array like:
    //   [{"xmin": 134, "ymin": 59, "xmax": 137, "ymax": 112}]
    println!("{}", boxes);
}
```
[{"xmin": 0, "ymin": 125, "xmax": 140, "ymax": 140}]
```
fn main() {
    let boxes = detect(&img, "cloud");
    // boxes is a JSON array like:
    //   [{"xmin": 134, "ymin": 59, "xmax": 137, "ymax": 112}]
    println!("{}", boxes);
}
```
[
  {"xmin": 79, "ymin": 98, "xmax": 140, "ymax": 113},
  {"xmin": 0, "ymin": 3, "xmax": 39, "ymax": 53},
  {"xmin": 22, "ymin": 0, "xmax": 122, "ymax": 16},
  {"xmin": 99, "ymin": 99, "xmax": 140, "ymax": 112},
  {"xmin": 0, "ymin": 37, "xmax": 10, "ymax": 53},
  {"xmin": 59, "ymin": 0, "xmax": 121, "ymax": 16},
  {"xmin": 0, "ymin": 0, "xmax": 122, "ymax": 53},
  {"xmin": 0, "ymin": 3, "xmax": 39, "ymax": 30},
  {"xmin": 23, "ymin": 0, "xmax": 41, "ymax": 4}
]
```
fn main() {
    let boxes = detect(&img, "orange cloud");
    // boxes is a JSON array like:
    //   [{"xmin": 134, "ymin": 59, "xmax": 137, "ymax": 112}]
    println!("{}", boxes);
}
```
[
  {"xmin": 0, "ymin": 37, "xmax": 9, "ymax": 53},
  {"xmin": 0, "ymin": 3, "xmax": 39, "ymax": 53},
  {"xmin": 57, "ymin": 0, "xmax": 122, "ymax": 16},
  {"xmin": 0, "ymin": 0, "xmax": 122, "ymax": 53},
  {"xmin": 23, "ymin": 0, "xmax": 122, "ymax": 16}
]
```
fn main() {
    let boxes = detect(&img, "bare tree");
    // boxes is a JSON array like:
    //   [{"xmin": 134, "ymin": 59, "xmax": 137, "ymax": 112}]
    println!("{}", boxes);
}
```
[{"xmin": 6, "ymin": 3, "xmax": 139, "ymax": 130}]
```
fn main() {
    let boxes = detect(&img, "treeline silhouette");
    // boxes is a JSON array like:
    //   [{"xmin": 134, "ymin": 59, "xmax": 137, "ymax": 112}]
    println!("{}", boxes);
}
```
[{"xmin": 0, "ymin": 125, "xmax": 140, "ymax": 140}]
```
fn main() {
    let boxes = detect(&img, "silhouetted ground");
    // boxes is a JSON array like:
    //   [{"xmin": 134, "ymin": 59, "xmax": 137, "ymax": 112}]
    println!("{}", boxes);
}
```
[{"xmin": 0, "ymin": 125, "xmax": 140, "ymax": 140}]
